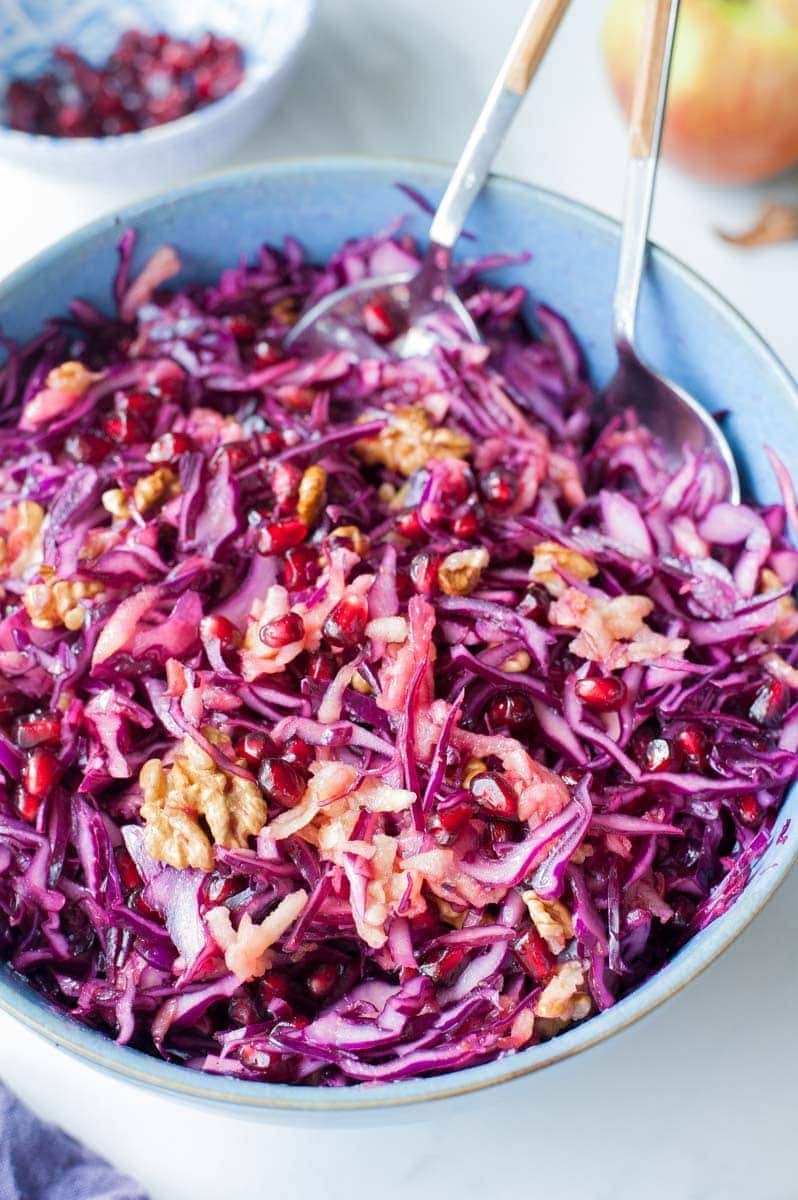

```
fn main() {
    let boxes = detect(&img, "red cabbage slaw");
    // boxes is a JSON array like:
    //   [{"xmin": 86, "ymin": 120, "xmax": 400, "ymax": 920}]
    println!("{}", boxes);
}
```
[{"xmin": 0, "ymin": 221, "xmax": 796, "ymax": 1088}]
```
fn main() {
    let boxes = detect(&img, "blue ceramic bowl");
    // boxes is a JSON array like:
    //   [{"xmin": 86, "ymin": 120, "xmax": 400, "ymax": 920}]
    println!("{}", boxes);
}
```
[
  {"xmin": 0, "ymin": 158, "xmax": 795, "ymax": 1118},
  {"xmin": 0, "ymin": 0, "xmax": 313, "ymax": 184}
]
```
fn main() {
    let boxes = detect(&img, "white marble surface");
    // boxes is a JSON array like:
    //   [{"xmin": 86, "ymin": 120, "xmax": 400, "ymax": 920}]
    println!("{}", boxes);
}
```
[{"xmin": 0, "ymin": 2, "xmax": 796, "ymax": 1197}]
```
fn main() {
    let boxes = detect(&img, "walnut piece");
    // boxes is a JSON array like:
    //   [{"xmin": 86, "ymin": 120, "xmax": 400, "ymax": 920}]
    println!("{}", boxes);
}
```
[
  {"xmin": 271, "ymin": 297, "xmax": 300, "ymax": 326},
  {"xmin": 46, "ymin": 361, "xmax": 101, "ymax": 394},
  {"xmin": 500, "ymin": 649, "xmax": 531, "ymax": 673},
  {"xmin": 522, "ymin": 890, "xmax": 574, "ymax": 955},
  {"xmin": 330, "ymin": 525, "xmax": 369, "ymax": 557},
  {"xmin": 438, "ymin": 547, "xmax": 489, "ymax": 596},
  {"xmin": 535, "ymin": 961, "xmax": 592, "ymax": 1023},
  {"xmin": 462, "ymin": 756, "xmax": 487, "ymax": 787},
  {"xmin": 23, "ymin": 575, "xmax": 103, "ymax": 631},
  {"xmin": 0, "ymin": 500, "xmax": 45, "ymax": 580},
  {"xmin": 102, "ymin": 489, "xmax": 131, "ymax": 521},
  {"xmin": 296, "ymin": 465, "xmax": 327, "ymax": 527},
  {"xmin": 139, "ymin": 734, "xmax": 267, "ymax": 871},
  {"xmin": 530, "ymin": 541, "xmax": 597, "ymax": 596},
  {"xmin": 355, "ymin": 406, "xmax": 471, "ymax": 477},
  {"xmin": 133, "ymin": 466, "xmax": 180, "ymax": 515}
]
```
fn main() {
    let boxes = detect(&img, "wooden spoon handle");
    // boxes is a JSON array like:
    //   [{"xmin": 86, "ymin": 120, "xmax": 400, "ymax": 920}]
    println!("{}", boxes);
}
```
[
  {"xmin": 505, "ymin": 0, "xmax": 571, "ymax": 95},
  {"xmin": 629, "ymin": 0, "xmax": 678, "ymax": 158},
  {"xmin": 612, "ymin": 0, "xmax": 680, "ymax": 348},
  {"xmin": 429, "ymin": 0, "xmax": 570, "ymax": 250}
]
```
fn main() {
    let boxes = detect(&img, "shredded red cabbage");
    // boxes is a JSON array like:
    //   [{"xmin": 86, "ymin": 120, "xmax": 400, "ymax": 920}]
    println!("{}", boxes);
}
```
[{"xmin": 1, "ymin": 222, "xmax": 796, "ymax": 1087}]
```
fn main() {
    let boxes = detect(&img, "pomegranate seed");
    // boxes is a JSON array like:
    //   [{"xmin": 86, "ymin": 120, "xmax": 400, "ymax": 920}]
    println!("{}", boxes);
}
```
[
  {"xmin": 234, "ymin": 731, "xmax": 275, "ymax": 765},
  {"xmin": 260, "ymin": 612, "xmax": 305, "ymax": 648},
  {"xmin": 151, "ymin": 371, "xmax": 186, "ymax": 403},
  {"xmin": 259, "ymin": 970, "xmax": 291, "ymax": 1002},
  {"xmin": 65, "ymin": 432, "xmax": 111, "ymax": 464},
  {"xmin": 258, "ymin": 759, "xmax": 308, "ymax": 807},
  {"xmin": 480, "ymin": 466, "xmax": 516, "ymax": 510},
  {"xmin": 256, "ymin": 429, "xmax": 282, "ymax": 456},
  {"xmin": 420, "ymin": 945, "xmax": 467, "ymax": 983},
  {"xmin": 486, "ymin": 691, "xmax": 532, "ymax": 732},
  {"xmin": 561, "ymin": 766, "xmax": 586, "ymax": 789},
  {"xmin": 306, "ymin": 962, "xmax": 341, "ymax": 999},
  {"xmin": 253, "ymin": 340, "xmax": 281, "ymax": 367},
  {"xmin": 17, "ymin": 791, "xmax": 41, "ymax": 822},
  {"xmin": 6, "ymin": 32, "xmax": 244, "ymax": 138},
  {"xmin": 276, "ymin": 385, "xmax": 314, "ymax": 413},
  {"xmin": 574, "ymin": 675, "xmax": 627, "ymax": 712},
  {"xmin": 418, "ymin": 499, "xmax": 444, "ymax": 527},
  {"xmin": 217, "ymin": 441, "xmax": 255, "ymax": 472},
  {"xmin": 362, "ymin": 301, "xmax": 396, "ymax": 342},
  {"xmin": 437, "ymin": 798, "xmax": 476, "ymax": 835},
  {"xmin": 225, "ymin": 314, "xmax": 256, "ymax": 340},
  {"xmin": 284, "ymin": 736, "xmax": 313, "ymax": 766},
  {"xmin": 257, "ymin": 518, "xmax": 308, "ymax": 554},
  {"xmin": 103, "ymin": 412, "xmax": 141, "ymax": 445},
  {"xmin": 489, "ymin": 819, "xmax": 515, "ymax": 846},
  {"xmin": 23, "ymin": 749, "xmax": 61, "ymax": 797},
  {"xmin": 229, "ymin": 996, "xmax": 258, "ymax": 1027},
  {"xmin": 308, "ymin": 653, "xmax": 335, "ymax": 682},
  {"xmin": 130, "ymin": 886, "xmax": 157, "ymax": 919},
  {"xmin": 519, "ymin": 584, "xmax": 549, "ymax": 621},
  {"xmin": 669, "ymin": 895, "xmax": 696, "ymax": 931},
  {"xmin": 0, "ymin": 693, "xmax": 24, "ymax": 720},
  {"xmin": 736, "ymin": 794, "xmax": 761, "ymax": 826},
  {"xmin": 469, "ymin": 771, "xmax": 519, "ymax": 818},
  {"xmin": 205, "ymin": 875, "xmax": 238, "ymax": 904},
  {"xmin": 16, "ymin": 716, "xmax": 61, "ymax": 748},
  {"xmin": 410, "ymin": 551, "xmax": 439, "ymax": 596},
  {"xmin": 115, "ymin": 847, "xmax": 140, "ymax": 891},
  {"xmin": 636, "ymin": 734, "xmax": 676, "ymax": 773},
  {"xmin": 283, "ymin": 544, "xmax": 319, "ymax": 590},
  {"xmin": 239, "ymin": 1045, "xmax": 275, "ymax": 1071},
  {"xmin": 269, "ymin": 462, "xmax": 302, "ymax": 508},
  {"xmin": 512, "ymin": 928, "xmax": 555, "ymax": 983},
  {"xmin": 200, "ymin": 614, "xmax": 239, "ymax": 649},
  {"xmin": 322, "ymin": 595, "xmax": 368, "ymax": 648},
  {"xmin": 395, "ymin": 510, "xmax": 424, "ymax": 542},
  {"xmin": 147, "ymin": 432, "xmax": 192, "ymax": 463},
  {"xmin": 749, "ymin": 679, "xmax": 789, "ymax": 726},
  {"xmin": 674, "ymin": 724, "xmax": 710, "ymax": 770},
  {"xmin": 121, "ymin": 390, "xmax": 154, "ymax": 417},
  {"xmin": 451, "ymin": 510, "xmax": 479, "ymax": 540}
]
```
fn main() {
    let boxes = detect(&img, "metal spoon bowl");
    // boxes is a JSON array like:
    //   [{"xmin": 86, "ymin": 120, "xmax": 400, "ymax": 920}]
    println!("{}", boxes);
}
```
[
  {"xmin": 600, "ymin": 0, "xmax": 740, "ymax": 502},
  {"xmin": 285, "ymin": 0, "xmax": 570, "ymax": 361}
]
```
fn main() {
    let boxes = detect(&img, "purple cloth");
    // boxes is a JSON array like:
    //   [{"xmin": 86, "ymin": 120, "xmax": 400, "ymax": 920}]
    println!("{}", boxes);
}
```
[{"xmin": 0, "ymin": 1082, "xmax": 147, "ymax": 1200}]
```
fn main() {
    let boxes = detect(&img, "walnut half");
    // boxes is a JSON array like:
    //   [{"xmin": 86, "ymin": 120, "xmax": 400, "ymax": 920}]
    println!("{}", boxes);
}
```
[
  {"xmin": 355, "ymin": 406, "xmax": 471, "ymax": 477},
  {"xmin": 139, "ymin": 734, "xmax": 267, "ymax": 871},
  {"xmin": 438, "ymin": 547, "xmax": 489, "ymax": 596}
]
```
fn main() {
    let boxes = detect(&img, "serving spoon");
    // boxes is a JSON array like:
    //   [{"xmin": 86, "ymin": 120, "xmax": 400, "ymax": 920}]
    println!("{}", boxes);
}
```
[
  {"xmin": 285, "ymin": 0, "xmax": 571, "ymax": 359},
  {"xmin": 601, "ymin": 0, "xmax": 740, "ymax": 502}
]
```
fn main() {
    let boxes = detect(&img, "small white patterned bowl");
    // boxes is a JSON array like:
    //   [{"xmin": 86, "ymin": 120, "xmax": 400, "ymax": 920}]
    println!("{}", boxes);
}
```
[{"xmin": 0, "ymin": 0, "xmax": 314, "ymax": 183}]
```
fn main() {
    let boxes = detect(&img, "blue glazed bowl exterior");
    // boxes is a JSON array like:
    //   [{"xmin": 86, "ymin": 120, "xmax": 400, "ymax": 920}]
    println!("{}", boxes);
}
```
[
  {"xmin": 0, "ymin": 158, "xmax": 795, "ymax": 1119},
  {"xmin": 0, "ymin": 1, "xmax": 314, "ymax": 183}
]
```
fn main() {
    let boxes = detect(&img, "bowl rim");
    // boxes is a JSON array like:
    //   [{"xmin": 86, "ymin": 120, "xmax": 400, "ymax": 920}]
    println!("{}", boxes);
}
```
[
  {"xmin": 0, "ymin": 154, "xmax": 796, "ymax": 1113},
  {"xmin": 0, "ymin": 0, "xmax": 315, "ymax": 152}
]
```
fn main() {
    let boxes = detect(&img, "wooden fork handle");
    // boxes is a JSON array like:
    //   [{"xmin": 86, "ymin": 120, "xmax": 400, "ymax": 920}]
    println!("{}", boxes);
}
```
[
  {"xmin": 629, "ymin": 0, "xmax": 678, "ymax": 158},
  {"xmin": 505, "ymin": 0, "xmax": 571, "ymax": 95}
]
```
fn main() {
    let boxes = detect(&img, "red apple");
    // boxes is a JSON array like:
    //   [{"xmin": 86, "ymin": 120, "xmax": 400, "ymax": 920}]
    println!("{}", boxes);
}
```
[{"xmin": 603, "ymin": 0, "xmax": 798, "ymax": 183}]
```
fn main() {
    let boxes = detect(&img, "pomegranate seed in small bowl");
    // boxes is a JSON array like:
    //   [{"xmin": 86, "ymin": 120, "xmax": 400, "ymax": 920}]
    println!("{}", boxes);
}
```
[{"xmin": 0, "ymin": 8, "xmax": 314, "ymax": 187}]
